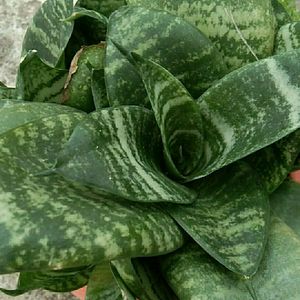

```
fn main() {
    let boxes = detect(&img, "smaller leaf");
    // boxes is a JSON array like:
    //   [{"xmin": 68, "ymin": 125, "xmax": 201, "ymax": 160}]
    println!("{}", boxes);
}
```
[
  {"xmin": 271, "ymin": 0, "xmax": 292, "ymax": 28},
  {"xmin": 64, "ymin": 7, "xmax": 108, "ymax": 24},
  {"xmin": 275, "ymin": 21, "xmax": 300, "ymax": 54},
  {"xmin": 0, "ymin": 82, "xmax": 15, "ymax": 100}
]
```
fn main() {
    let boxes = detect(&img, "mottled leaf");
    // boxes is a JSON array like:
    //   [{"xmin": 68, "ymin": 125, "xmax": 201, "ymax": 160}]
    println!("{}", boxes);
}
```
[
  {"xmin": 270, "ymin": 180, "xmax": 300, "ymax": 236},
  {"xmin": 246, "ymin": 129, "xmax": 300, "ymax": 193},
  {"xmin": 275, "ymin": 21, "xmax": 300, "ymax": 54},
  {"xmin": 86, "ymin": 264, "xmax": 121, "ymax": 300},
  {"xmin": 127, "ymin": 0, "xmax": 276, "ymax": 71},
  {"xmin": 160, "ymin": 217, "xmax": 300, "ymax": 300},
  {"xmin": 0, "ymin": 159, "xmax": 184, "ymax": 274},
  {"xmin": 21, "ymin": 0, "xmax": 74, "ymax": 67},
  {"xmin": 195, "ymin": 49, "xmax": 300, "ymax": 179},
  {"xmin": 106, "ymin": 6, "xmax": 227, "ymax": 106},
  {"xmin": 63, "ymin": 43, "xmax": 106, "ymax": 112},
  {"xmin": 271, "ymin": 0, "xmax": 292, "ymax": 28},
  {"xmin": 164, "ymin": 161, "xmax": 269, "ymax": 276},
  {"xmin": 77, "ymin": 0, "xmax": 126, "ymax": 17},
  {"xmin": 16, "ymin": 51, "xmax": 68, "ymax": 103},
  {"xmin": 64, "ymin": 6, "xmax": 108, "ymax": 25},
  {"xmin": 54, "ymin": 106, "xmax": 196, "ymax": 203},
  {"xmin": 92, "ymin": 69, "xmax": 109, "ymax": 109}
]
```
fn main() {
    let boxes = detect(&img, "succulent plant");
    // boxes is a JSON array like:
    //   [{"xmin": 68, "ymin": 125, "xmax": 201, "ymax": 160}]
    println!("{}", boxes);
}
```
[{"xmin": 1, "ymin": 0, "xmax": 300, "ymax": 299}]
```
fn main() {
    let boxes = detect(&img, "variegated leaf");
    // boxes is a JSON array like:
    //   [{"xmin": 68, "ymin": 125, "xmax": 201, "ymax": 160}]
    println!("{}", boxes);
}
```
[
  {"xmin": 0, "ymin": 159, "xmax": 184, "ymax": 274},
  {"xmin": 275, "ymin": 22, "xmax": 300, "ymax": 54},
  {"xmin": 271, "ymin": 0, "xmax": 292, "ymax": 28},
  {"xmin": 112, "ymin": 258, "xmax": 175, "ymax": 300},
  {"xmin": 77, "ymin": 0, "xmax": 126, "ymax": 17},
  {"xmin": 92, "ymin": 69, "xmax": 109, "ymax": 109},
  {"xmin": 130, "ymin": 50, "xmax": 300, "ymax": 180},
  {"xmin": 127, "ymin": 52, "xmax": 203, "ymax": 178},
  {"xmin": 21, "ymin": 0, "xmax": 75, "ymax": 67},
  {"xmin": 195, "ymin": 49, "xmax": 300, "ymax": 179},
  {"xmin": 106, "ymin": 6, "xmax": 227, "ymax": 106},
  {"xmin": 16, "ymin": 51, "xmax": 68, "ymax": 103},
  {"xmin": 54, "ymin": 106, "xmax": 196, "ymax": 203},
  {"xmin": 164, "ymin": 161, "xmax": 269, "ymax": 276},
  {"xmin": 63, "ymin": 44, "xmax": 106, "ymax": 112},
  {"xmin": 270, "ymin": 180, "xmax": 300, "ymax": 236},
  {"xmin": 64, "ymin": 6, "xmax": 108, "ymax": 25},
  {"xmin": 127, "ymin": 0, "xmax": 276, "ymax": 71},
  {"xmin": 160, "ymin": 217, "xmax": 300, "ymax": 300},
  {"xmin": 86, "ymin": 264, "xmax": 121, "ymax": 300},
  {"xmin": 246, "ymin": 129, "xmax": 300, "ymax": 193}
]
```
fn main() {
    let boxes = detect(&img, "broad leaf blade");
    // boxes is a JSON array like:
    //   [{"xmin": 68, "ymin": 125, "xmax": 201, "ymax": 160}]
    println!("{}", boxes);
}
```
[
  {"xmin": 106, "ymin": 6, "xmax": 227, "ymax": 106},
  {"xmin": 270, "ymin": 180, "xmax": 300, "ymax": 236},
  {"xmin": 127, "ymin": 0, "xmax": 276, "ymax": 71},
  {"xmin": 92, "ymin": 69, "xmax": 109, "ymax": 109},
  {"xmin": 165, "ymin": 161, "xmax": 269, "ymax": 276},
  {"xmin": 271, "ymin": 0, "xmax": 292, "ymax": 28},
  {"xmin": 275, "ymin": 22, "xmax": 300, "ymax": 54},
  {"xmin": 64, "ymin": 6, "xmax": 108, "ymax": 24},
  {"xmin": 16, "ymin": 51, "xmax": 68, "ymax": 103},
  {"xmin": 54, "ymin": 106, "xmax": 196, "ymax": 204},
  {"xmin": 21, "ymin": 0, "xmax": 74, "ymax": 67}
]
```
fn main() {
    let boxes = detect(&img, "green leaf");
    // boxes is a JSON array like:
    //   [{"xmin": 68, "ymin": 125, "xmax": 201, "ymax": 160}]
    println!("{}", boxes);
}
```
[
  {"xmin": 92, "ymin": 69, "xmax": 109, "ymax": 109},
  {"xmin": 129, "ymin": 49, "xmax": 300, "ymax": 180},
  {"xmin": 0, "ymin": 82, "xmax": 15, "ymax": 100},
  {"xmin": 77, "ymin": 0, "xmax": 126, "ymax": 17},
  {"xmin": 127, "ymin": 0, "xmax": 276, "ymax": 71},
  {"xmin": 63, "ymin": 44, "xmax": 106, "ymax": 112},
  {"xmin": 64, "ymin": 6, "xmax": 108, "ymax": 25},
  {"xmin": 21, "ymin": 0, "xmax": 75, "ymax": 67},
  {"xmin": 54, "ymin": 106, "xmax": 196, "ymax": 204},
  {"xmin": 196, "ymin": 49, "xmax": 300, "ymax": 179},
  {"xmin": 112, "ymin": 258, "xmax": 176, "ymax": 300},
  {"xmin": 245, "ymin": 129, "xmax": 300, "ymax": 193},
  {"xmin": 160, "ymin": 217, "xmax": 300, "ymax": 300},
  {"xmin": 278, "ymin": 0, "xmax": 300, "ymax": 20},
  {"xmin": 86, "ymin": 264, "xmax": 121, "ymax": 300},
  {"xmin": 106, "ymin": 6, "xmax": 227, "ymax": 107},
  {"xmin": 0, "ymin": 160, "xmax": 184, "ymax": 274},
  {"xmin": 270, "ymin": 180, "xmax": 300, "ymax": 236},
  {"xmin": 16, "ymin": 51, "xmax": 68, "ymax": 103},
  {"xmin": 164, "ymin": 161, "xmax": 269, "ymax": 276},
  {"xmin": 275, "ymin": 22, "xmax": 300, "ymax": 54},
  {"xmin": 271, "ymin": 0, "xmax": 292, "ymax": 28}
]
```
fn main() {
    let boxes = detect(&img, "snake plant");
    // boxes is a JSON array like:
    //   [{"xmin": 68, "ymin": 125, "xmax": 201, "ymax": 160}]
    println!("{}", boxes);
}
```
[{"xmin": 1, "ymin": 0, "xmax": 300, "ymax": 299}]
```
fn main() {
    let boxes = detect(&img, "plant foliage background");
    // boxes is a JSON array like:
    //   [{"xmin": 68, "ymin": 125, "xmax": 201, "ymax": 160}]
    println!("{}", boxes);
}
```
[{"xmin": 1, "ymin": 0, "xmax": 300, "ymax": 299}]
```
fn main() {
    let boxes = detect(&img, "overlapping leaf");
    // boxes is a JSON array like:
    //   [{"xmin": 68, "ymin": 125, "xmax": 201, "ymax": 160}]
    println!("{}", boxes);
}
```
[
  {"xmin": 63, "ymin": 44, "xmax": 106, "ymax": 112},
  {"xmin": 127, "ymin": 0, "xmax": 276, "ymax": 71},
  {"xmin": 54, "ymin": 106, "xmax": 196, "ymax": 203},
  {"xmin": 92, "ymin": 69, "xmax": 109, "ymax": 109},
  {"xmin": 164, "ymin": 161, "xmax": 269, "ymax": 276},
  {"xmin": 275, "ymin": 21, "xmax": 300, "ymax": 54},
  {"xmin": 21, "ymin": 0, "xmax": 75, "ymax": 67},
  {"xmin": 16, "ymin": 51, "xmax": 68, "ymax": 103},
  {"xmin": 106, "ymin": 6, "xmax": 227, "ymax": 106},
  {"xmin": 270, "ymin": 180, "xmax": 300, "ymax": 236},
  {"xmin": 271, "ymin": 0, "xmax": 292, "ymax": 28},
  {"xmin": 160, "ymin": 217, "xmax": 300, "ymax": 300},
  {"xmin": 0, "ymin": 82, "xmax": 15, "ymax": 100}
]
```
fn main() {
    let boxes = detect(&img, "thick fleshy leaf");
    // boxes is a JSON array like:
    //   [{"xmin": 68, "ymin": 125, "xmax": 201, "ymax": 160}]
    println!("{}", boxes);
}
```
[
  {"xmin": 271, "ymin": 0, "xmax": 292, "ymax": 28},
  {"xmin": 246, "ymin": 129, "xmax": 300, "ymax": 193},
  {"xmin": 0, "ymin": 82, "xmax": 15, "ymax": 100},
  {"xmin": 106, "ymin": 6, "xmax": 227, "ymax": 106},
  {"xmin": 126, "ymin": 52, "xmax": 203, "ymax": 178},
  {"xmin": 64, "ymin": 6, "xmax": 108, "ymax": 25},
  {"xmin": 112, "ymin": 258, "xmax": 175, "ymax": 300},
  {"xmin": 195, "ymin": 49, "xmax": 300, "ymax": 179},
  {"xmin": 63, "ymin": 43, "xmax": 106, "ymax": 112},
  {"xmin": 86, "ymin": 264, "xmax": 121, "ymax": 300},
  {"xmin": 164, "ymin": 161, "xmax": 269, "ymax": 276},
  {"xmin": 54, "ymin": 106, "xmax": 196, "ymax": 203},
  {"xmin": 77, "ymin": 0, "xmax": 126, "ymax": 17},
  {"xmin": 16, "ymin": 51, "xmax": 68, "ymax": 103},
  {"xmin": 92, "ymin": 69, "xmax": 109, "ymax": 109},
  {"xmin": 21, "ymin": 0, "xmax": 74, "ymax": 67},
  {"xmin": 130, "ymin": 50, "xmax": 300, "ymax": 180},
  {"xmin": 127, "ymin": 0, "xmax": 276, "ymax": 71},
  {"xmin": 270, "ymin": 180, "xmax": 300, "ymax": 236},
  {"xmin": 275, "ymin": 22, "xmax": 300, "ymax": 54},
  {"xmin": 0, "ymin": 159, "xmax": 184, "ymax": 274},
  {"xmin": 160, "ymin": 217, "xmax": 300, "ymax": 300}
]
